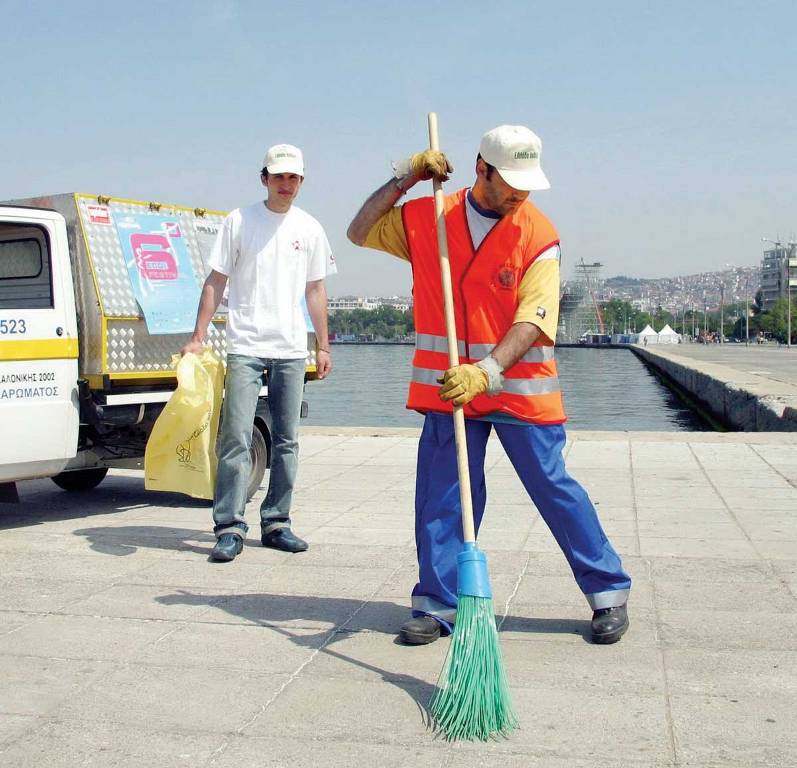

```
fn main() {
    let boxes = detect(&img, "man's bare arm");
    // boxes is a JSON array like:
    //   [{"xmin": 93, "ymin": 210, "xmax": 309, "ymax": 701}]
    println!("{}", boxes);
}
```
[
  {"xmin": 305, "ymin": 279, "xmax": 332, "ymax": 379},
  {"xmin": 489, "ymin": 322, "xmax": 542, "ymax": 370},
  {"xmin": 348, "ymin": 150, "xmax": 452, "ymax": 245},
  {"xmin": 347, "ymin": 177, "xmax": 414, "ymax": 246},
  {"xmin": 181, "ymin": 270, "xmax": 228, "ymax": 355}
]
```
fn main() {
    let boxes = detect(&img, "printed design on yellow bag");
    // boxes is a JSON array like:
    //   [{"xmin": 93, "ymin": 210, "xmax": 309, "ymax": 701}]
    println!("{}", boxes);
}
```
[{"xmin": 176, "ymin": 418, "xmax": 211, "ymax": 470}]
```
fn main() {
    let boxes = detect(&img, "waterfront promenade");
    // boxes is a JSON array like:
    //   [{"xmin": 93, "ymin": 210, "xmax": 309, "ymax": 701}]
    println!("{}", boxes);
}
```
[
  {"xmin": 633, "ymin": 343, "xmax": 797, "ymax": 431},
  {"xmin": 1, "ymin": 427, "xmax": 796, "ymax": 767}
]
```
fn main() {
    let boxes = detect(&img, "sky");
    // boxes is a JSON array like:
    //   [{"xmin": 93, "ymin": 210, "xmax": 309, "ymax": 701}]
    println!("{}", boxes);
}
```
[{"xmin": 1, "ymin": 1, "xmax": 795, "ymax": 296}]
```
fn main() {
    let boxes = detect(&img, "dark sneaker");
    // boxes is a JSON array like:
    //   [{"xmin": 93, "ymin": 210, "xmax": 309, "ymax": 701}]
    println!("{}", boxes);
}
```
[
  {"xmin": 399, "ymin": 615, "xmax": 442, "ymax": 645},
  {"xmin": 211, "ymin": 532, "xmax": 244, "ymax": 562},
  {"xmin": 590, "ymin": 604, "xmax": 629, "ymax": 644},
  {"xmin": 261, "ymin": 528, "xmax": 308, "ymax": 553}
]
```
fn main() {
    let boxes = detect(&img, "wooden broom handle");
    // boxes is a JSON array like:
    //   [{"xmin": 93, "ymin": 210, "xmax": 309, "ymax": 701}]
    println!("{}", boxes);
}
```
[{"xmin": 428, "ymin": 112, "xmax": 476, "ymax": 545}]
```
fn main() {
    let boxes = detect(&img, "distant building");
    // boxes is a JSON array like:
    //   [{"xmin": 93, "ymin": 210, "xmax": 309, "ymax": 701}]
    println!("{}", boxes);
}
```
[
  {"xmin": 328, "ymin": 295, "xmax": 412, "ymax": 313},
  {"xmin": 379, "ymin": 297, "xmax": 412, "ymax": 312},
  {"xmin": 761, "ymin": 248, "xmax": 783, "ymax": 309},
  {"xmin": 328, "ymin": 296, "xmax": 379, "ymax": 312},
  {"xmin": 761, "ymin": 243, "xmax": 797, "ymax": 310}
]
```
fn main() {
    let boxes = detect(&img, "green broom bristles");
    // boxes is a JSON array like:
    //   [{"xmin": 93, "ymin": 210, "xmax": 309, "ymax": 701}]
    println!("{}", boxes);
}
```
[{"xmin": 430, "ymin": 594, "xmax": 518, "ymax": 741}]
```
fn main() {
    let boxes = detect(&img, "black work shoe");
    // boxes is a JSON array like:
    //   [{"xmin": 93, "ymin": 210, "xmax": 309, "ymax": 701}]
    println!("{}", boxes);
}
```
[
  {"xmin": 399, "ymin": 615, "xmax": 442, "ymax": 645},
  {"xmin": 261, "ymin": 528, "xmax": 308, "ymax": 553},
  {"xmin": 211, "ymin": 532, "xmax": 243, "ymax": 562},
  {"xmin": 590, "ymin": 604, "xmax": 629, "ymax": 644}
]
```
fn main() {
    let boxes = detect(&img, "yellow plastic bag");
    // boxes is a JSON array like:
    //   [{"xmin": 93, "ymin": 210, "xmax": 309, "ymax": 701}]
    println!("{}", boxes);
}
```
[{"xmin": 145, "ymin": 349, "xmax": 224, "ymax": 499}]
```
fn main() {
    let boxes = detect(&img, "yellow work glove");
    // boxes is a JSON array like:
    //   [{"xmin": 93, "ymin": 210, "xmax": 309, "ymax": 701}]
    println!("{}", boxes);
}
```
[
  {"xmin": 410, "ymin": 150, "xmax": 453, "ymax": 181},
  {"xmin": 394, "ymin": 150, "xmax": 453, "ymax": 182},
  {"xmin": 437, "ymin": 364, "xmax": 489, "ymax": 407}
]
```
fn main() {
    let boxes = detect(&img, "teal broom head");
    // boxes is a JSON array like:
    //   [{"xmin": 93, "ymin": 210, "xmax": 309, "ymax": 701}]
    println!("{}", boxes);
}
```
[{"xmin": 430, "ymin": 544, "xmax": 518, "ymax": 741}]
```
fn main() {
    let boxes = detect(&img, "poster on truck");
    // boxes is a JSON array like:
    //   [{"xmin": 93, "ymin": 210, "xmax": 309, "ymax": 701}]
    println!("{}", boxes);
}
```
[{"xmin": 115, "ymin": 214, "xmax": 201, "ymax": 334}]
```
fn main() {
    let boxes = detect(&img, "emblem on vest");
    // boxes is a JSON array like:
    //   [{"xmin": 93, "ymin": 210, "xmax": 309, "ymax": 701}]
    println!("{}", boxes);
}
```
[
  {"xmin": 497, "ymin": 267, "xmax": 516, "ymax": 288},
  {"xmin": 536, "ymin": 306, "xmax": 546, "ymax": 319},
  {"xmin": 292, "ymin": 240, "xmax": 302, "ymax": 251}
]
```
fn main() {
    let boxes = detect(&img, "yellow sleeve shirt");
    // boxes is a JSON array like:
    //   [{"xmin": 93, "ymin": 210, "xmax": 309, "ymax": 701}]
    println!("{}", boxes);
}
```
[
  {"xmin": 363, "ymin": 207, "xmax": 410, "ymax": 262},
  {"xmin": 514, "ymin": 245, "xmax": 561, "ymax": 344},
  {"xmin": 364, "ymin": 208, "xmax": 560, "ymax": 343}
]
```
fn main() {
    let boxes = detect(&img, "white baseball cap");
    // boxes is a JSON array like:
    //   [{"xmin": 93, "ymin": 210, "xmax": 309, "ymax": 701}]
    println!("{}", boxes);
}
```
[
  {"xmin": 262, "ymin": 143, "xmax": 304, "ymax": 176},
  {"xmin": 478, "ymin": 125, "xmax": 550, "ymax": 191}
]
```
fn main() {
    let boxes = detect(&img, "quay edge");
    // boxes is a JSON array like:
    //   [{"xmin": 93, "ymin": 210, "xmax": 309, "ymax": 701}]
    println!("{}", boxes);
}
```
[{"xmin": 631, "ymin": 345, "xmax": 797, "ymax": 432}]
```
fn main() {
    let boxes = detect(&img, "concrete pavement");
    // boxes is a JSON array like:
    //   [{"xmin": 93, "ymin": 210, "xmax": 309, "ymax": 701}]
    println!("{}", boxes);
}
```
[
  {"xmin": 643, "ymin": 343, "xmax": 797, "ymax": 388},
  {"xmin": 1, "ymin": 427, "xmax": 796, "ymax": 767}
]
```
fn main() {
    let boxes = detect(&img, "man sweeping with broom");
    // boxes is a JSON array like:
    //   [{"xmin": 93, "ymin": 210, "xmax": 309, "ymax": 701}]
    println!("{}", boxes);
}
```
[{"xmin": 347, "ymin": 124, "xmax": 631, "ymax": 654}]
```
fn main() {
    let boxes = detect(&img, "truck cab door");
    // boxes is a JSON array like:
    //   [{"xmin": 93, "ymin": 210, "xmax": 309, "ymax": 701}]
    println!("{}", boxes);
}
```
[{"xmin": 0, "ymin": 208, "xmax": 80, "ymax": 482}]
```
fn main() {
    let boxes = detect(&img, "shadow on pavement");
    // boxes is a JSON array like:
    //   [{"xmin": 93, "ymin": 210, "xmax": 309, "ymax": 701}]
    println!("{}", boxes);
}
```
[
  {"xmin": 72, "ymin": 524, "xmax": 215, "ymax": 557},
  {"xmin": 152, "ymin": 589, "xmax": 595, "ymax": 726},
  {"xmin": 500, "ymin": 614, "xmax": 592, "ymax": 638},
  {"xmin": 157, "ymin": 589, "xmax": 436, "ymax": 729},
  {"xmin": 0, "ymin": 474, "xmax": 209, "ymax": 531}
]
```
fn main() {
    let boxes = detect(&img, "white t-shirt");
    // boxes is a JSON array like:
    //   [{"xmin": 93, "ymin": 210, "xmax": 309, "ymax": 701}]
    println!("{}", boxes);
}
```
[
  {"xmin": 208, "ymin": 201, "xmax": 336, "ymax": 358},
  {"xmin": 465, "ymin": 189, "xmax": 501, "ymax": 249}
]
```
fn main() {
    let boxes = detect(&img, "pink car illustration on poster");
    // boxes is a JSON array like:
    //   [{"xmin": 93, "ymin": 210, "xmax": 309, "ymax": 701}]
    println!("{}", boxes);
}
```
[{"xmin": 130, "ymin": 233, "xmax": 178, "ymax": 280}]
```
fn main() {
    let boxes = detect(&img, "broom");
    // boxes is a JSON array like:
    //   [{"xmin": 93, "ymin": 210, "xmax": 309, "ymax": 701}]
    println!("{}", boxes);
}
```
[{"xmin": 426, "ymin": 112, "xmax": 518, "ymax": 741}]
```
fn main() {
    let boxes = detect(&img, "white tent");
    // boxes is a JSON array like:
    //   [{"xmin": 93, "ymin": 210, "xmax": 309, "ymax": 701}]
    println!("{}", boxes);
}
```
[
  {"xmin": 657, "ymin": 324, "xmax": 681, "ymax": 344},
  {"xmin": 637, "ymin": 324, "xmax": 658, "ymax": 345}
]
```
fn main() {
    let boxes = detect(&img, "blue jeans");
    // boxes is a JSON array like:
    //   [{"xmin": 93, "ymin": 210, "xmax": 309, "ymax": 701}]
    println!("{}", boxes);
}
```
[
  {"xmin": 213, "ymin": 354, "xmax": 306, "ymax": 538},
  {"xmin": 411, "ymin": 413, "xmax": 631, "ymax": 631}
]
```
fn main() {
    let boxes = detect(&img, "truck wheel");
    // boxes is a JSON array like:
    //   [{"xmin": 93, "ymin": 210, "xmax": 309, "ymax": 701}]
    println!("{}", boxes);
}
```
[
  {"xmin": 246, "ymin": 424, "xmax": 268, "ymax": 501},
  {"xmin": 51, "ymin": 467, "xmax": 109, "ymax": 492}
]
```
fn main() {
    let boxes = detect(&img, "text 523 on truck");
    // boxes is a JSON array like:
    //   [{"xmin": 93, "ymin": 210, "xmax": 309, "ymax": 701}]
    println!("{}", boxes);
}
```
[{"xmin": 0, "ymin": 193, "xmax": 322, "ymax": 500}]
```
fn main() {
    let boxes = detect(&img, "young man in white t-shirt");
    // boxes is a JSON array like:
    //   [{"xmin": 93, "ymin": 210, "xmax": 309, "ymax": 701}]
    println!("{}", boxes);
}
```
[{"xmin": 182, "ymin": 143, "xmax": 337, "ymax": 561}]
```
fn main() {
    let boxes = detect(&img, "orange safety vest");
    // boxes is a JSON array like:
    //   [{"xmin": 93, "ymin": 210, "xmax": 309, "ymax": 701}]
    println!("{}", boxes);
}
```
[{"xmin": 403, "ymin": 189, "xmax": 566, "ymax": 424}]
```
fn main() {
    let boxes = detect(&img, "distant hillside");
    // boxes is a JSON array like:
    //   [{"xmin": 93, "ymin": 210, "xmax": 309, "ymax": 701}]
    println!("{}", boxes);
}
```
[
  {"xmin": 597, "ymin": 265, "xmax": 760, "ymax": 310},
  {"xmin": 605, "ymin": 266, "xmax": 758, "ymax": 286},
  {"xmin": 605, "ymin": 276, "xmax": 644, "ymax": 287}
]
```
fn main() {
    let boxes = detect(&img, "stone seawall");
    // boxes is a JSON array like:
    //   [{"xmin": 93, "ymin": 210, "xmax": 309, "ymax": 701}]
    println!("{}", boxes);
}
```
[{"xmin": 632, "ymin": 346, "xmax": 797, "ymax": 431}]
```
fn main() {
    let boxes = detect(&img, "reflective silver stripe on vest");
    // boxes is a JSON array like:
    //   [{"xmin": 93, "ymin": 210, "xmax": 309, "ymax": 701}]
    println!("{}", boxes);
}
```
[
  {"xmin": 503, "ymin": 376, "xmax": 560, "ymax": 395},
  {"xmin": 412, "ymin": 367, "xmax": 446, "ymax": 386},
  {"xmin": 415, "ymin": 333, "xmax": 465, "ymax": 357},
  {"xmin": 412, "ymin": 366, "xmax": 560, "ymax": 395},
  {"xmin": 468, "ymin": 343, "xmax": 555, "ymax": 363}
]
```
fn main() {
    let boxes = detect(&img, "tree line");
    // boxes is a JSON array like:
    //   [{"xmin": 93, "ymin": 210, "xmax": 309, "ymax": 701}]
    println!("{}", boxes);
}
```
[
  {"xmin": 329, "ymin": 306, "xmax": 414, "ymax": 341},
  {"xmin": 329, "ymin": 296, "xmax": 796, "ymax": 344}
]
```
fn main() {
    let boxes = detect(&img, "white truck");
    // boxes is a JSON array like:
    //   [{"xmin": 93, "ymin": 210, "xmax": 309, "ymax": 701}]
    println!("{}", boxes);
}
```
[{"xmin": 0, "ymin": 193, "xmax": 320, "ymax": 502}]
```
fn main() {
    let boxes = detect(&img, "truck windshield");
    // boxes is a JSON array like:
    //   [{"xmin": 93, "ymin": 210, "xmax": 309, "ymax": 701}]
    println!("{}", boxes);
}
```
[{"xmin": 0, "ymin": 223, "xmax": 53, "ymax": 309}]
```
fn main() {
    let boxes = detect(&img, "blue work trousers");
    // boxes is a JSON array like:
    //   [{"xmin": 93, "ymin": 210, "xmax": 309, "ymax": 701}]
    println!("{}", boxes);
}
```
[
  {"xmin": 411, "ymin": 413, "xmax": 631, "ymax": 630},
  {"xmin": 213, "ymin": 354, "xmax": 305, "ymax": 538}
]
